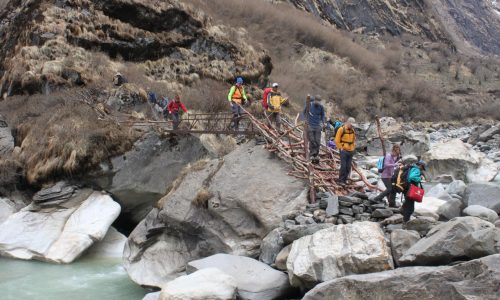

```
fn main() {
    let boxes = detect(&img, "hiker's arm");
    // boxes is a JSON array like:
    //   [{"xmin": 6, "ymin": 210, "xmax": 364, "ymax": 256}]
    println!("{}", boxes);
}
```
[
  {"xmin": 242, "ymin": 88, "xmax": 248, "ymax": 101},
  {"xmin": 408, "ymin": 168, "xmax": 422, "ymax": 184},
  {"xmin": 228, "ymin": 86, "xmax": 235, "ymax": 102},
  {"xmin": 180, "ymin": 103, "xmax": 188, "ymax": 113},
  {"xmin": 335, "ymin": 127, "xmax": 343, "ymax": 148}
]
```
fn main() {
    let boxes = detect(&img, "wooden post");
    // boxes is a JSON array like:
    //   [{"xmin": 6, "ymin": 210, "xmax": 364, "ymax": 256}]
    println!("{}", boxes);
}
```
[
  {"xmin": 304, "ymin": 95, "xmax": 316, "ymax": 204},
  {"xmin": 375, "ymin": 115, "xmax": 386, "ymax": 157}
]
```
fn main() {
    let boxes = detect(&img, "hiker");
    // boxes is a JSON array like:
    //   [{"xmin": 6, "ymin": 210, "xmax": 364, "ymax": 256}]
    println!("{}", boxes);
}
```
[
  {"xmin": 266, "ymin": 83, "xmax": 287, "ymax": 132},
  {"xmin": 113, "ymin": 72, "xmax": 127, "ymax": 86},
  {"xmin": 304, "ymin": 95, "xmax": 325, "ymax": 163},
  {"xmin": 167, "ymin": 95, "xmax": 188, "ymax": 130},
  {"xmin": 262, "ymin": 85, "xmax": 273, "ymax": 110},
  {"xmin": 326, "ymin": 117, "xmax": 343, "ymax": 142},
  {"xmin": 373, "ymin": 144, "xmax": 402, "ymax": 207},
  {"xmin": 148, "ymin": 91, "xmax": 157, "ymax": 104},
  {"xmin": 336, "ymin": 117, "xmax": 356, "ymax": 185},
  {"xmin": 402, "ymin": 160, "xmax": 426, "ymax": 224},
  {"xmin": 228, "ymin": 77, "xmax": 248, "ymax": 130}
]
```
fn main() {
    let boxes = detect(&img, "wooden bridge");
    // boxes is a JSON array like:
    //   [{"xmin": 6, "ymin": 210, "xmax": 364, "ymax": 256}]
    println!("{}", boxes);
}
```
[{"xmin": 119, "ymin": 107, "xmax": 378, "ymax": 202}]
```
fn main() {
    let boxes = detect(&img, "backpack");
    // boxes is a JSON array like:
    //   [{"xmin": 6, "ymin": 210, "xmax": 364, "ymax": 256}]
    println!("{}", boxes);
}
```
[
  {"xmin": 377, "ymin": 156, "xmax": 385, "ymax": 173},
  {"xmin": 262, "ymin": 87, "xmax": 272, "ymax": 109},
  {"xmin": 392, "ymin": 165, "xmax": 411, "ymax": 193},
  {"xmin": 333, "ymin": 121, "xmax": 343, "ymax": 137}
]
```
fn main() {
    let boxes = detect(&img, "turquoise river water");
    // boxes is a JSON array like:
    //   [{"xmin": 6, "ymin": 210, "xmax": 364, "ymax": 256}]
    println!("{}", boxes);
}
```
[{"xmin": 0, "ymin": 257, "xmax": 148, "ymax": 300}]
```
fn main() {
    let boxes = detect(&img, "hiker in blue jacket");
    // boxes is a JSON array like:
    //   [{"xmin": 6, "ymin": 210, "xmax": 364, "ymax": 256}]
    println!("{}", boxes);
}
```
[
  {"xmin": 402, "ymin": 160, "xmax": 426, "ymax": 225},
  {"xmin": 304, "ymin": 95, "xmax": 325, "ymax": 162}
]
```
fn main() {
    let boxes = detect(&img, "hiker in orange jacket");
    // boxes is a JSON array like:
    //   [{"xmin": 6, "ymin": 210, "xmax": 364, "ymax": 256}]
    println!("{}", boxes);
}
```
[{"xmin": 228, "ymin": 77, "xmax": 248, "ymax": 130}]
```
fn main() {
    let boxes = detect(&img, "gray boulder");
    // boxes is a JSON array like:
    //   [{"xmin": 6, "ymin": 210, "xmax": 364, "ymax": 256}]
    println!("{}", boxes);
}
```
[
  {"xmin": 399, "ymin": 216, "xmax": 494, "ymax": 266},
  {"xmin": 287, "ymin": 222, "xmax": 394, "ymax": 289},
  {"xmin": 390, "ymin": 229, "xmax": 420, "ymax": 267},
  {"xmin": 304, "ymin": 254, "xmax": 500, "ymax": 300},
  {"xmin": 259, "ymin": 228, "xmax": 284, "ymax": 265},
  {"xmin": 123, "ymin": 142, "xmax": 307, "ymax": 288},
  {"xmin": 0, "ymin": 198, "xmax": 17, "ymax": 225},
  {"xmin": 465, "ymin": 183, "xmax": 500, "ymax": 213},
  {"xmin": 464, "ymin": 228, "xmax": 500, "ymax": 259},
  {"xmin": 32, "ymin": 181, "xmax": 77, "ymax": 207},
  {"xmin": 159, "ymin": 268, "xmax": 237, "ymax": 300},
  {"xmin": 90, "ymin": 133, "xmax": 208, "ymax": 224},
  {"xmin": 281, "ymin": 224, "xmax": 333, "ymax": 245},
  {"xmin": 187, "ymin": 254, "xmax": 293, "ymax": 300},
  {"xmin": 275, "ymin": 244, "xmax": 292, "ymax": 271},
  {"xmin": 446, "ymin": 180, "xmax": 467, "ymax": 197},
  {"xmin": 436, "ymin": 198, "xmax": 463, "ymax": 220},
  {"xmin": 0, "ymin": 114, "xmax": 14, "ymax": 155},
  {"xmin": 463, "ymin": 205, "xmax": 499, "ymax": 223},
  {"xmin": 426, "ymin": 184, "xmax": 452, "ymax": 201},
  {"xmin": 372, "ymin": 208, "xmax": 393, "ymax": 218},
  {"xmin": 405, "ymin": 217, "xmax": 439, "ymax": 235},
  {"xmin": 478, "ymin": 124, "xmax": 500, "ymax": 142}
]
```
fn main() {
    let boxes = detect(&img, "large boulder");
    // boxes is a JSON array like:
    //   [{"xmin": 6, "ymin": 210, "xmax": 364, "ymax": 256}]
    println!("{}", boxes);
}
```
[
  {"xmin": 286, "ymin": 222, "xmax": 394, "ymax": 289},
  {"xmin": 414, "ymin": 197, "xmax": 447, "ymax": 217},
  {"xmin": 187, "ymin": 254, "xmax": 292, "ymax": 300},
  {"xmin": 421, "ymin": 139, "xmax": 498, "ymax": 182},
  {"xmin": 89, "ymin": 133, "xmax": 208, "ymax": 224},
  {"xmin": 436, "ymin": 198, "xmax": 464, "ymax": 220},
  {"xmin": 159, "ymin": 268, "xmax": 237, "ymax": 300},
  {"xmin": 0, "ymin": 114, "xmax": 14, "ymax": 155},
  {"xmin": 463, "ymin": 205, "xmax": 499, "ymax": 223},
  {"xmin": 399, "ymin": 216, "xmax": 494, "ymax": 266},
  {"xmin": 464, "ymin": 228, "xmax": 500, "ymax": 258},
  {"xmin": 123, "ymin": 142, "xmax": 307, "ymax": 287},
  {"xmin": 259, "ymin": 228, "xmax": 284, "ymax": 265},
  {"xmin": 465, "ymin": 183, "xmax": 500, "ymax": 213},
  {"xmin": 390, "ymin": 229, "xmax": 420, "ymax": 267},
  {"xmin": 0, "ymin": 189, "xmax": 120, "ymax": 263},
  {"xmin": 446, "ymin": 180, "xmax": 467, "ymax": 197},
  {"xmin": 281, "ymin": 223, "xmax": 333, "ymax": 245},
  {"xmin": 303, "ymin": 254, "xmax": 500, "ymax": 300},
  {"xmin": 85, "ymin": 227, "xmax": 127, "ymax": 259},
  {"xmin": 0, "ymin": 198, "xmax": 17, "ymax": 224}
]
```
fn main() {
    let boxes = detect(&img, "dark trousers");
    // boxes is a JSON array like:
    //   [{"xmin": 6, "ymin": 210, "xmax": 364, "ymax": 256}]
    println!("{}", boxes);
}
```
[
  {"xmin": 267, "ymin": 112, "xmax": 281, "ymax": 131},
  {"xmin": 308, "ymin": 128, "xmax": 322, "ymax": 157},
  {"xmin": 172, "ymin": 112, "xmax": 181, "ymax": 129},
  {"xmin": 231, "ymin": 104, "xmax": 243, "ymax": 129},
  {"xmin": 339, "ymin": 150, "xmax": 353, "ymax": 183},
  {"xmin": 402, "ymin": 197, "xmax": 415, "ymax": 222},
  {"xmin": 375, "ymin": 178, "xmax": 397, "ymax": 207}
]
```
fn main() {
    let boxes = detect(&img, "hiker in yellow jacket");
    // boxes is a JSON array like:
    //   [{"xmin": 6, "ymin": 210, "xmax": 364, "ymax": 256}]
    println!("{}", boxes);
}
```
[
  {"xmin": 335, "ymin": 117, "xmax": 356, "ymax": 185},
  {"xmin": 228, "ymin": 77, "xmax": 248, "ymax": 130},
  {"xmin": 266, "ymin": 82, "xmax": 287, "ymax": 132}
]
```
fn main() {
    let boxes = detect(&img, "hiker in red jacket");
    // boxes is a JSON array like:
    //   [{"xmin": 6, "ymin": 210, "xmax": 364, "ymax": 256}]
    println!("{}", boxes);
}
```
[{"xmin": 167, "ymin": 95, "xmax": 188, "ymax": 130}]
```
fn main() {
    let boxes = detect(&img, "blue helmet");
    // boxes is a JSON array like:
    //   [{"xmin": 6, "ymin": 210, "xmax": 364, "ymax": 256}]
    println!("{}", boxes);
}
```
[{"xmin": 236, "ymin": 77, "xmax": 244, "ymax": 84}]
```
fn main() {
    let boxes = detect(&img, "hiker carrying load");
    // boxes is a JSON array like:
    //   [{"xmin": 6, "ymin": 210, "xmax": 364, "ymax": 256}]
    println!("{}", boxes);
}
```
[
  {"xmin": 304, "ymin": 95, "xmax": 325, "ymax": 163},
  {"xmin": 373, "ymin": 144, "xmax": 401, "ymax": 207},
  {"xmin": 228, "ymin": 77, "xmax": 248, "ymax": 130},
  {"xmin": 167, "ymin": 95, "xmax": 188, "ymax": 130},
  {"xmin": 113, "ymin": 72, "xmax": 127, "ymax": 86},
  {"xmin": 391, "ymin": 160, "xmax": 426, "ymax": 225},
  {"xmin": 266, "ymin": 83, "xmax": 287, "ymax": 133},
  {"xmin": 336, "ymin": 117, "xmax": 356, "ymax": 185}
]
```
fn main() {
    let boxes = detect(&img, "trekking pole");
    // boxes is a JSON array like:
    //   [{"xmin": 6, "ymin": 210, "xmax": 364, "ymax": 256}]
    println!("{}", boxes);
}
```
[{"xmin": 375, "ymin": 115, "xmax": 386, "ymax": 157}]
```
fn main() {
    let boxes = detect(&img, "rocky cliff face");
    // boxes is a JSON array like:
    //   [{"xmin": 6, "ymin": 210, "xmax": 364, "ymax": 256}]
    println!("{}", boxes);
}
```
[
  {"xmin": 286, "ymin": 0, "xmax": 500, "ymax": 55},
  {"xmin": 0, "ymin": 0, "xmax": 270, "ymax": 95}
]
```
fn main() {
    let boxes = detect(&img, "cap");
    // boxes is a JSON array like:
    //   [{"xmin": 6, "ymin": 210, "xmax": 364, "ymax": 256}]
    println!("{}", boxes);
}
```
[
  {"xmin": 272, "ymin": 82, "xmax": 279, "ymax": 88},
  {"xmin": 315, "ymin": 95, "xmax": 322, "ymax": 101},
  {"xmin": 347, "ymin": 117, "xmax": 356, "ymax": 124},
  {"xmin": 416, "ymin": 160, "xmax": 426, "ymax": 170},
  {"xmin": 236, "ymin": 77, "xmax": 244, "ymax": 84}
]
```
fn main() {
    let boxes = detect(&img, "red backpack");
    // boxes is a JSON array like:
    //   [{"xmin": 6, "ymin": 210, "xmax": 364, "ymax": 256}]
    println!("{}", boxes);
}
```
[{"xmin": 262, "ymin": 87, "xmax": 272, "ymax": 109}]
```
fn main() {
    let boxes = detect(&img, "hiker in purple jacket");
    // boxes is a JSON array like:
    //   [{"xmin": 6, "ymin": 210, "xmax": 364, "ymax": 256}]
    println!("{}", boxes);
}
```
[{"xmin": 373, "ymin": 144, "xmax": 401, "ymax": 207}]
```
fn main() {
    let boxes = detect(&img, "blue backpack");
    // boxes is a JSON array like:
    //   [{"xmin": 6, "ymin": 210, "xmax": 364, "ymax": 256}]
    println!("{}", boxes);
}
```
[{"xmin": 377, "ymin": 156, "xmax": 385, "ymax": 173}]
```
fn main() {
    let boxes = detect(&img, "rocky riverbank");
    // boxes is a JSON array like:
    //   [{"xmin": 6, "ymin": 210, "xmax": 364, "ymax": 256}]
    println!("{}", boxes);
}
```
[{"xmin": 1, "ymin": 118, "xmax": 499, "ymax": 299}]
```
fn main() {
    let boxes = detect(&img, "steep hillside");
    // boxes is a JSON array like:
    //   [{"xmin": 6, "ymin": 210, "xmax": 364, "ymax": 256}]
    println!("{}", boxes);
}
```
[{"xmin": 0, "ymin": 0, "xmax": 270, "ymax": 96}]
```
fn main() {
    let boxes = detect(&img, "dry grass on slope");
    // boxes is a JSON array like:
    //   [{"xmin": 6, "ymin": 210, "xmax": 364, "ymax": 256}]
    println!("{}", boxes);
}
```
[{"xmin": 0, "ymin": 91, "xmax": 137, "ymax": 184}]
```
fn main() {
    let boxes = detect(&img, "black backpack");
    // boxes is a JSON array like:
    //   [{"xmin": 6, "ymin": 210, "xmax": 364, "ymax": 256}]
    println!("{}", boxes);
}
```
[{"xmin": 392, "ymin": 165, "xmax": 411, "ymax": 193}]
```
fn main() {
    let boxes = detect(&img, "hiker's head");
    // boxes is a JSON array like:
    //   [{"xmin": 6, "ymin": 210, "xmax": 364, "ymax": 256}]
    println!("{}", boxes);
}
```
[
  {"xmin": 392, "ymin": 144, "xmax": 401, "ymax": 155},
  {"xmin": 314, "ymin": 95, "xmax": 322, "ymax": 104},
  {"xmin": 174, "ymin": 95, "xmax": 180, "ymax": 102},
  {"xmin": 416, "ymin": 160, "xmax": 426, "ymax": 171},
  {"xmin": 345, "ymin": 117, "xmax": 355, "ymax": 129},
  {"xmin": 272, "ymin": 82, "xmax": 279, "ymax": 91},
  {"xmin": 236, "ymin": 77, "xmax": 244, "ymax": 86}
]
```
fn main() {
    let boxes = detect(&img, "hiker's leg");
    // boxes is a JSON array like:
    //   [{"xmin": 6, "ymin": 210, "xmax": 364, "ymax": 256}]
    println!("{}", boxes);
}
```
[
  {"xmin": 308, "ymin": 129, "xmax": 315, "ymax": 158},
  {"xmin": 275, "ymin": 113, "xmax": 281, "ymax": 132},
  {"xmin": 383, "ymin": 178, "xmax": 397, "ymax": 207},
  {"xmin": 339, "ymin": 150, "xmax": 348, "ymax": 182},
  {"xmin": 310, "ymin": 128, "xmax": 321, "ymax": 157},
  {"xmin": 345, "ymin": 151, "xmax": 353, "ymax": 179},
  {"xmin": 172, "ymin": 113, "xmax": 180, "ymax": 129},
  {"xmin": 375, "ymin": 178, "xmax": 392, "ymax": 202},
  {"xmin": 402, "ymin": 198, "xmax": 414, "ymax": 222},
  {"xmin": 231, "ymin": 105, "xmax": 239, "ymax": 129}
]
